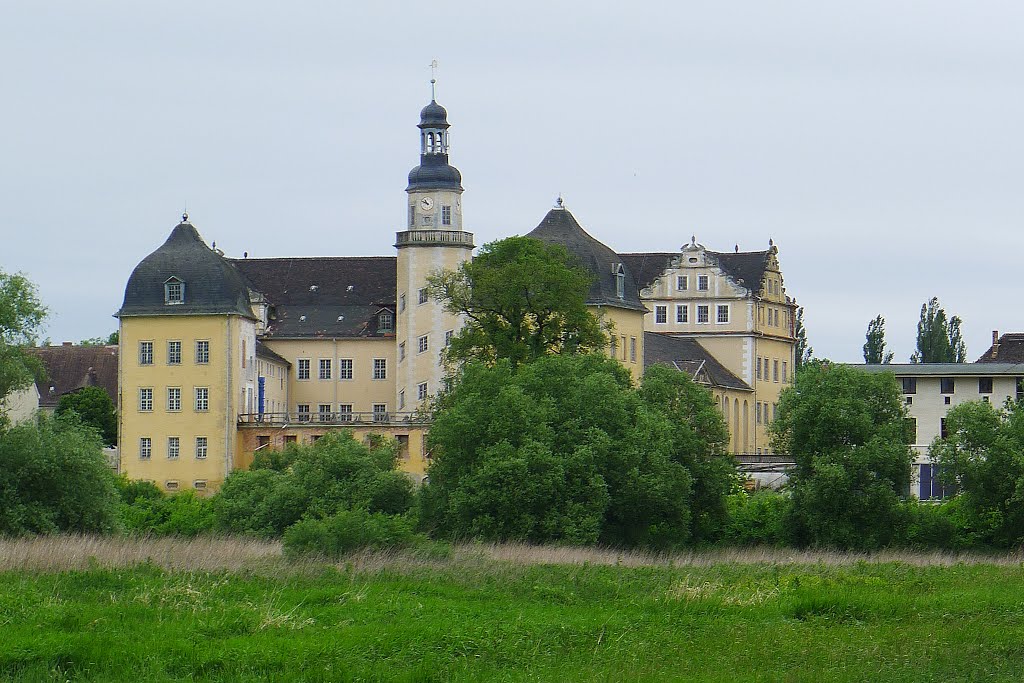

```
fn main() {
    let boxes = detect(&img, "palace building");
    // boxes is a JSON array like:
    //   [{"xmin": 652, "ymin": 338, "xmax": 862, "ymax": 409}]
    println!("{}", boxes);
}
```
[{"xmin": 116, "ymin": 87, "xmax": 798, "ymax": 493}]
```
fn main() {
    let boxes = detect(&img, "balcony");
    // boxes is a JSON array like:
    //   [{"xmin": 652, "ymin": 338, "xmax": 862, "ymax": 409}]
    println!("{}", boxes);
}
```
[
  {"xmin": 238, "ymin": 411, "xmax": 431, "ymax": 426},
  {"xmin": 395, "ymin": 229, "xmax": 474, "ymax": 248}
]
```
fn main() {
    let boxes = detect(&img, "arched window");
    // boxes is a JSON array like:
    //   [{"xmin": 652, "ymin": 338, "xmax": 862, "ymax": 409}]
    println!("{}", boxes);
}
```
[{"xmin": 615, "ymin": 264, "xmax": 625, "ymax": 299}]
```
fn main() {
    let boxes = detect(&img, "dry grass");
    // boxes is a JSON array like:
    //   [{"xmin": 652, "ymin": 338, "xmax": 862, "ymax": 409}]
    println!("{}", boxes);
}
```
[{"xmin": 2, "ymin": 535, "xmax": 1023, "ymax": 575}]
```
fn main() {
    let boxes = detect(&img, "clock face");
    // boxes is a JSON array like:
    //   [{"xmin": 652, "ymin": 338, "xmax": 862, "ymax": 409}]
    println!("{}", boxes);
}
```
[{"xmin": 420, "ymin": 197, "xmax": 434, "ymax": 211}]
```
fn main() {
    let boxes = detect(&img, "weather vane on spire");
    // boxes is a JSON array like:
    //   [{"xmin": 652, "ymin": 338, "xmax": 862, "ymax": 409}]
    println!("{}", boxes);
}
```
[{"xmin": 430, "ymin": 59, "xmax": 439, "ymax": 100}]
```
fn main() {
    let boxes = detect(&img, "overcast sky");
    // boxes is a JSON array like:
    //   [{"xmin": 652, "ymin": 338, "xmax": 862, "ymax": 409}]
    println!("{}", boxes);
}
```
[{"xmin": 3, "ymin": 1, "xmax": 1022, "ymax": 362}]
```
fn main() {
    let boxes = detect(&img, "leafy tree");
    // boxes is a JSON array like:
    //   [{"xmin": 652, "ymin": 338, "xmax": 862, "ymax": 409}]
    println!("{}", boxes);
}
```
[
  {"xmin": 863, "ymin": 315, "xmax": 894, "ymax": 364},
  {"xmin": 0, "ymin": 270, "xmax": 47, "ymax": 414},
  {"xmin": 420, "ymin": 354, "xmax": 734, "ymax": 548},
  {"xmin": 214, "ymin": 431, "xmax": 414, "ymax": 537},
  {"xmin": 911, "ymin": 297, "xmax": 967, "ymax": 363},
  {"xmin": 428, "ymin": 236, "xmax": 607, "ymax": 368},
  {"xmin": 930, "ymin": 400, "xmax": 1024, "ymax": 547},
  {"xmin": 771, "ymin": 363, "xmax": 913, "ymax": 549},
  {"xmin": 79, "ymin": 332, "xmax": 118, "ymax": 346},
  {"xmin": 793, "ymin": 306, "xmax": 812, "ymax": 371},
  {"xmin": 120, "ymin": 490, "xmax": 215, "ymax": 536},
  {"xmin": 56, "ymin": 386, "xmax": 117, "ymax": 446},
  {"xmin": 0, "ymin": 413, "xmax": 119, "ymax": 535}
]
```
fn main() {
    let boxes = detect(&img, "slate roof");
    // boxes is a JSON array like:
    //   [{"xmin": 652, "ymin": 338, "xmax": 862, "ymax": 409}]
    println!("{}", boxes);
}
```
[
  {"xmin": 643, "ymin": 333, "xmax": 752, "ymax": 391},
  {"xmin": 229, "ymin": 257, "xmax": 397, "ymax": 339},
  {"xmin": 976, "ymin": 333, "xmax": 1024, "ymax": 363},
  {"xmin": 856, "ymin": 363, "xmax": 1024, "ymax": 376},
  {"xmin": 407, "ymin": 98, "xmax": 462, "ymax": 191},
  {"xmin": 255, "ymin": 340, "xmax": 290, "ymax": 366},
  {"xmin": 525, "ymin": 208, "xmax": 646, "ymax": 311},
  {"xmin": 118, "ymin": 221, "xmax": 255, "ymax": 319},
  {"xmin": 26, "ymin": 344, "xmax": 119, "ymax": 409},
  {"xmin": 621, "ymin": 249, "xmax": 773, "ymax": 295}
]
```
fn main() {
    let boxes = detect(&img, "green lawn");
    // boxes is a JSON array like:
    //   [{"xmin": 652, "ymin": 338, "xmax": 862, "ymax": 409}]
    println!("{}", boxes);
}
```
[{"xmin": 2, "ymin": 546, "xmax": 1024, "ymax": 682}]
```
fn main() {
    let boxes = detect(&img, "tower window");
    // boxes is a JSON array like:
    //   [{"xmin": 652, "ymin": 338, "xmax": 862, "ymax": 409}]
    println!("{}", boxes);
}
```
[
  {"xmin": 164, "ymin": 278, "xmax": 184, "ymax": 304},
  {"xmin": 441, "ymin": 205, "xmax": 452, "ymax": 225},
  {"xmin": 409, "ymin": 205, "xmax": 415, "ymax": 228},
  {"xmin": 615, "ymin": 265, "xmax": 625, "ymax": 299}
]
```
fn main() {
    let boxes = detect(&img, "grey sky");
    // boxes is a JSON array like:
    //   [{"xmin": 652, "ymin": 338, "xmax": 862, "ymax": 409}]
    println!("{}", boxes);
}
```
[{"xmin": 3, "ymin": 1, "xmax": 1022, "ymax": 361}]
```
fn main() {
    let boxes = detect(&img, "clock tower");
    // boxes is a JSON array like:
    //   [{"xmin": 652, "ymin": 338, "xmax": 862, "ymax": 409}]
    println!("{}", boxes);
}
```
[{"xmin": 395, "ymin": 84, "xmax": 474, "ymax": 413}]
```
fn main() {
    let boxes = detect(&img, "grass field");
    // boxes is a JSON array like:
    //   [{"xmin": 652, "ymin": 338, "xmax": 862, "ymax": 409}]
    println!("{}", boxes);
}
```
[{"xmin": 2, "ymin": 537, "xmax": 1024, "ymax": 682}]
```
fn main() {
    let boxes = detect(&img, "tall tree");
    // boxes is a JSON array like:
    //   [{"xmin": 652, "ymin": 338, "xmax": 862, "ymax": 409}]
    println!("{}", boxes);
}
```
[
  {"xmin": 863, "ymin": 315, "xmax": 894, "ymax": 364},
  {"xmin": 428, "ymin": 236, "xmax": 607, "ymax": 368},
  {"xmin": 911, "ymin": 297, "xmax": 967, "ymax": 363},
  {"xmin": 56, "ymin": 386, "xmax": 117, "ymax": 446},
  {"xmin": 794, "ymin": 306, "xmax": 812, "ymax": 371},
  {"xmin": 0, "ymin": 270, "xmax": 46, "ymax": 414}
]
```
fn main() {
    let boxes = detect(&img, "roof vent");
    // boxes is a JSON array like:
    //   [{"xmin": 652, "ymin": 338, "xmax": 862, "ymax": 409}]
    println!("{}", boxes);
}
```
[
  {"xmin": 309, "ymin": 285, "xmax": 318, "ymax": 292},
  {"xmin": 346, "ymin": 285, "xmax": 354, "ymax": 292},
  {"xmin": 337, "ymin": 315, "xmax": 345, "ymax": 322},
  {"xmin": 299, "ymin": 315, "xmax": 307, "ymax": 322}
]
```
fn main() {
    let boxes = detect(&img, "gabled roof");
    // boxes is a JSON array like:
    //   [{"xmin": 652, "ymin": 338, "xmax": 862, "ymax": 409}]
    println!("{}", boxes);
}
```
[
  {"xmin": 643, "ymin": 333, "xmax": 752, "ymax": 391},
  {"xmin": 526, "ymin": 208, "xmax": 645, "ymax": 311},
  {"xmin": 976, "ymin": 333, "xmax": 1024, "ymax": 363},
  {"xmin": 26, "ymin": 344, "xmax": 119, "ymax": 409},
  {"xmin": 229, "ymin": 257, "xmax": 397, "ymax": 338},
  {"xmin": 118, "ymin": 221, "xmax": 255, "ymax": 319},
  {"xmin": 621, "ymin": 248, "xmax": 773, "ymax": 296},
  {"xmin": 255, "ymin": 340, "xmax": 290, "ymax": 366}
]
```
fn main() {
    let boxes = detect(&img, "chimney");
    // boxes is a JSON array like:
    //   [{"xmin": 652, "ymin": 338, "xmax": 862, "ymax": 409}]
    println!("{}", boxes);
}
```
[
  {"xmin": 992, "ymin": 330, "xmax": 1000, "ymax": 360},
  {"xmin": 62, "ymin": 341, "xmax": 73, "ymax": 346}
]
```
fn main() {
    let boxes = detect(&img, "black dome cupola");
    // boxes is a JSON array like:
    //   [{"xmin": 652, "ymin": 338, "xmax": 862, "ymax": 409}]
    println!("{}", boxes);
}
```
[{"xmin": 407, "ymin": 80, "xmax": 463, "ymax": 192}]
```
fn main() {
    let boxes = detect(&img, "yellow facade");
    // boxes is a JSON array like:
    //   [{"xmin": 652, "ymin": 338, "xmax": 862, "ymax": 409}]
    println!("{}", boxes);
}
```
[
  {"xmin": 118, "ymin": 314, "xmax": 255, "ymax": 493},
  {"xmin": 596, "ymin": 305, "xmax": 646, "ymax": 384}
]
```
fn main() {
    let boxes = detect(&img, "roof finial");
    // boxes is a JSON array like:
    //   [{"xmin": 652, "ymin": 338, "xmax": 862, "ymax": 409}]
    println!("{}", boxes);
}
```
[
  {"xmin": 555, "ymin": 194, "xmax": 564, "ymax": 209},
  {"xmin": 769, "ymin": 237, "xmax": 774, "ymax": 247},
  {"xmin": 691, "ymin": 235, "xmax": 696, "ymax": 245},
  {"xmin": 182, "ymin": 201, "xmax": 189, "ymax": 224},
  {"xmin": 735, "ymin": 244, "xmax": 739, "ymax": 253},
  {"xmin": 430, "ymin": 59, "xmax": 438, "ymax": 100}
]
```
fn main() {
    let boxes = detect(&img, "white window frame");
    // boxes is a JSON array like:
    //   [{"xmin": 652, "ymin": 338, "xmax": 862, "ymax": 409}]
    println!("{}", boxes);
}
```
[
  {"xmin": 676, "ymin": 304, "xmax": 688, "ymax": 323},
  {"xmin": 297, "ymin": 404, "xmax": 310, "ymax": 422},
  {"xmin": 167, "ymin": 387, "xmax": 181, "ymax": 412},
  {"xmin": 441, "ymin": 205, "xmax": 452, "ymax": 225},
  {"xmin": 372, "ymin": 403, "xmax": 388, "ymax": 422},
  {"xmin": 167, "ymin": 340, "xmax": 182, "ymax": 365},
  {"xmin": 194, "ymin": 387, "xmax": 209, "ymax": 412},
  {"xmin": 140, "ymin": 437, "xmax": 152, "ymax": 460},
  {"xmin": 319, "ymin": 358, "xmax": 332, "ymax": 380},
  {"xmin": 676, "ymin": 275, "xmax": 688, "ymax": 291},
  {"xmin": 164, "ymin": 278, "xmax": 184, "ymax": 305},
  {"xmin": 417, "ymin": 382, "xmax": 428, "ymax": 401},
  {"xmin": 338, "ymin": 404, "xmax": 353, "ymax": 422},
  {"xmin": 139, "ymin": 341, "xmax": 153, "ymax": 366},
  {"xmin": 167, "ymin": 436, "xmax": 180, "ymax": 460},
  {"xmin": 339, "ymin": 358, "xmax": 353, "ymax": 380},
  {"xmin": 697, "ymin": 305, "xmax": 709, "ymax": 324},
  {"xmin": 318, "ymin": 404, "xmax": 332, "ymax": 422},
  {"xmin": 297, "ymin": 359, "xmax": 310, "ymax": 380},
  {"xmin": 418, "ymin": 335, "xmax": 429, "ymax": 354},
  {"xmin": 139, "ymin": 387, "xmax": 153, "ymax": 412},
  {"xmin": 418, "ymin": 288, "xmax": 429, "ymax": 305},
  {"xmin": 373, "ymin": 358, "xmax": 387, "ymax": 380},
  {"xmin": 716, "ymin": 304, "xmax": 729, "ymax": 324},
  {"xmin": 654, "ymin": 305, "xmax": 667, "ymax": 324},
  {"xmin": 697, "ymin": 275, "xmax": 709, "ymax": 291},
  {"xmin": 195, "ymin": 340, "xmax": 210, "ymax": 364},
  {"xmin": 195, "ymin": 437, "xmax": 208, "ymax": 459}
]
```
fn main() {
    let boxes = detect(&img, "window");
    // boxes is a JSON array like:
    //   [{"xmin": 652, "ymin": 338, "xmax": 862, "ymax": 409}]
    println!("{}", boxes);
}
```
[
  {"xmin": 297, "ymin": 359, "xmax": 310, "ymax": 380},
  {"xmin": 905, "ymin": 418, "xmax": 917, "ymax": 443},
  {"xmin": 979, "ymin": 377, "xmax": 993, "ymax": 394},
  {"xmin": 399, "ymin": 389, "xmax": 406, "ymax": 410},
  {"xmin": 940, "ymin": 418, "xmax": 948, "ymax": 439},
  {"xmin": 257, "ymin": 435, "xmax": 270, "ymax": 449},
  {"xmin": 655, "ymin": 305, "xmax": 667, "ymax": 324},
  {"xmin": 676, "ymin": 304, "xmax": 687, "ymax": 323},
  {"xmin": 399, "ymin": 342, "xmax": 406, "ymax": 362},
  {"xmin": 782, "ymin": 361, "xmax": 788, "ymax": 383},
  {"xmin": 763, "ymin": 358, "xmax": 770, "ymax": 380},
  {"xmin": 193, "ymin": 480, "xmax": 208, "ymax": 491},
  {"xmin": 615, "ymin": 265, "xmax": 625, "ymax": 299},
  {"xmin": 773, "ymin": 360, "xmax": 779, "ymax": 383},
  {"xmin": 418, "ymin": 288, "xmax": 428, "ymax": 304},
  {"xmin": 609, "ymin": 337, "xmax": 617, "ymax": 358},
  {"xmin": 697, "ymin": 305, "xmax": 709, "ymax": 323},
  {"xmin": 319, "ymin": 359, "xmax": 332, "ymax": 380},
  {"xmin": 445, "ymin": 330, "xmax": 454, "ymax": 347},
  {"xmin": 284, "ymin": 435, "xmax": 297, "ymax": 445},
  {"xmin": 697, "ymin": 275, "xmax": 709, "ymax": 291},
  {"xmin": 417, "ymin": 382, "xmax": 428, "ymax": 401},
  {"xmin": 773, "ymin": 309, "xmax": 779, "ymax": 326},
  {"xmin": 164, "ymin": 278, "xmax": 184, "ymax": 304},
  {"xmin": 772, "ymin": 403, "xmax": 778, "ymax": 422},
  {"xmin": 378, "ymin": 312, "xmax": 393, "ymax": 332},
  {"xmin": 630, "ymin": 337, "xmax": 637, "ymax": 363},
  {"xmin": 139, "ymin": 388, "xmax": 153, "ymax": 411},
  {"xmin": 919, "ymin": 463, "xmax": 954, "ymax": 501},
  {"xmin": 906, "ymin": 396, "xmax": 913, "ymax": 405},
  {"xmin": 716, "ymin": 305, "xmax": 729, "ymax": 323},
  {"xmin": 165, "ymin": 481, "xmax": 179, "ymax": 491},
  {"xmin": 409, "ymin": 205, "xmax": 415, "ymax": 228},
  {"xmin": 940, "ymin": 378, "xmax": 955, "ymax": 394},
  {"xmin": 318, "ymin": 404, "xmax": 332, "ymax": 422},
  {"xmin": 195, "ymin": 437, "xmax": 207, "ymax": 459},
  {"xmin": 167, "ymin": 437, "xmax": 179, "ymax": 459},
  {"xmin": 756, "ymin": 402, "xmax": 762, "ymax": 424},
  {"xmin": 373, "ymin": 359, "xmax": 387, "ymax": 380},
  {"xmin": 418, "ymin": 335, "xmax": 429, "ymax": 353},
  {"xmin": 676, "ymin": 275, "xmax": 688, "ymax": 291},
  {"xmin": 140, "ymin": 437, "xmax": 152, "ymax": 460},
  {"xmin": 399, "ymin": 293, "xmax": 406, "ymax": 312},
  {"xmin": 756, "ymin": 357, "xmax": 762, "ymax": 380},
  {"xmin": 441, "ymin": 205, "xmax": 452, "ymax": 225},
  {"xmin": 1018, "ymin": 378, "xmax": 1024, "ymax": 403},
  {"xmin": 373, "ymin": 404, "xmax": 388, "ymax": 422},
  {"xmin": 901, "ymin": 377, "xmax": 917, "ymax": 394},
  {"xmin": 338, "ymin": 404, "xmax": 353, "ymax": 422},
  {"xmin": 339, "ymin": 359, "xmax": 353, "ymax": 380},
  {"xmin": 195, "ymin": 340, "xmax": 209, "ymax": 364},
  {"xmin": 139, "ymin": 341, "xmax": 153, "ymax": 365},
  {"xmin": 194, "ymin": 387, "xmax": 209, "ymax": 412},
  {"xmin": 167, "ymin": 387, "xmax": 181, "ymax": 412},
  {"xmin": 297, "ymin": 404, "xmax": 310, "ymax": 422},
  {"xmin": 620, "ymin": 336, "xmax": 626, "ymax": 361}
]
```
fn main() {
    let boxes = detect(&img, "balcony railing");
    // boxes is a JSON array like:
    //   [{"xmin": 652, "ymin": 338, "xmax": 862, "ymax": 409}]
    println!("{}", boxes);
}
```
[
  {"xmin": 395, "ymin": 229, "xmax": 475, "ymax": 248},
  {"xmin": 238, "ymin": 411, "xmax": 431, "ymax": 426}
]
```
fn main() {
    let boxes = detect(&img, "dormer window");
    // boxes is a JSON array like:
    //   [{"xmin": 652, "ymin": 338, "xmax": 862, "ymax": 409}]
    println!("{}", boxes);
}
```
[
  {"xmin": 615, "ymin": 264, "xmax": 625, "ymax": 299},
  {"xmin": 378, "ymin": 311, "xmax": 394, "ymax": 333},
  {"xmin": 164, "ymin": 277, "xmax": 184, "ymax": 305}
]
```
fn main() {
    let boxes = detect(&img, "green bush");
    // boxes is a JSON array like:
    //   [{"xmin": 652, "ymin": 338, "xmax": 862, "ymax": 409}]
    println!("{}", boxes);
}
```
[
  {"xmin": 121, "ymin": 491, "xmax": 215, "ymax": 537},
  {"xmin": 283, "ymin": 509, "xmax": 425, "ymax": 558},
  {"xmin": 722, "ymin": 491, "xmax": 791, "ymax": 546}
]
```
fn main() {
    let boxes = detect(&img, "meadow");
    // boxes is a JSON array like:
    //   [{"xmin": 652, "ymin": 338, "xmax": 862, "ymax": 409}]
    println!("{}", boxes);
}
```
[{"xmin": 2, "ymin": 536, "xmax": 1024, "ymax": 682}]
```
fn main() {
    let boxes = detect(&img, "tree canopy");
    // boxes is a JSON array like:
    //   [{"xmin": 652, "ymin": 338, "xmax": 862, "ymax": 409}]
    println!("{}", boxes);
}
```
[
  {"xmin": 56, "ymin": 386, "xmax": 117, "ymax": 446},
  {"xmin": 0, "ymin": 270, "xmax": 47, "ymax": 411},
  {"xmin": 863, "ymin": 315, "xmax": 894, "ymax": 364},
  {"xmin": 911, "ymin": 297, "xmax": 966, "ymax": 363},
  {"xmin": 419, "ymin": 354, "xmax": 735, "ymax": 549},
  {"xmin": 427, "ymin": 236, "xmax": 607, "ymax": 367},
  {"xmin": 771, "ymin": 363, "xmax": 913, "ymax": 548},
  {"xmin": 794, "ymin": 306, "xmax": 812, "ymax": 371}
]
